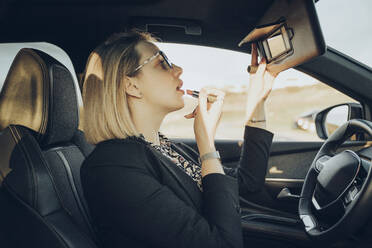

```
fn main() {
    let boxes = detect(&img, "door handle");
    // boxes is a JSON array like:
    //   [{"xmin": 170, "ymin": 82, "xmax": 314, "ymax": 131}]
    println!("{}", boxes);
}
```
[{"xmin": 277, "ymin": 187, "xmax": 300, "ymax": 200}]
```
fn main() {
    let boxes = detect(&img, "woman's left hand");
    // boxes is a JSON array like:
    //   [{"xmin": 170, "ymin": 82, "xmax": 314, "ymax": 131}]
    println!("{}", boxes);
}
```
[{"xmin": 245, "ymin": 43, "xmax": 278, "ymax": 123}]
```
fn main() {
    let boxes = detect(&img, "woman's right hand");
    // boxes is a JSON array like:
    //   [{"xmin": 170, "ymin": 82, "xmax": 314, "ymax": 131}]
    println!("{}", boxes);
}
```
[{"xmin": 184, "ymin": 88, "xmax": 225, "ymax": 155}]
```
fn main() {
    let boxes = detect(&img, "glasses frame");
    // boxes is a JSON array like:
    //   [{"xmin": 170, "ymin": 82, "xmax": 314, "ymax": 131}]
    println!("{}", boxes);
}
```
[{"xmin": 130, "ymin": 50, "xmax": 173, "ymax": 75}]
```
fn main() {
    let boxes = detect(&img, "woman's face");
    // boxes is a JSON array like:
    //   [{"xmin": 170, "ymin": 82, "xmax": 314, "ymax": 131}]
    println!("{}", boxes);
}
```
[{"xmin": 133, "ymin": 41, "xmax": 185, "ymax": 113}]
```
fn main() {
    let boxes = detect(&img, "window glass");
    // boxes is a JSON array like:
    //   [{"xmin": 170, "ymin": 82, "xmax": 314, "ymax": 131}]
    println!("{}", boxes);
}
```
[
  {"xmin": 316, "ymin": 0, "xmax": 372, "ymax": 68},
  {"xmin": 157, "ymin": 43, "xmax": 357, "ymax": 141},
  {"xmin": 266, "ymin": 70, "xmax": 356, "ymax": 141}
]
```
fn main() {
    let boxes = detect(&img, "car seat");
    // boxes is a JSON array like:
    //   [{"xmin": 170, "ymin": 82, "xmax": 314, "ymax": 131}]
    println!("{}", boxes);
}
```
[{"xmin": 0, "ymin": 48, "xmax": 97, "ymax": 248}]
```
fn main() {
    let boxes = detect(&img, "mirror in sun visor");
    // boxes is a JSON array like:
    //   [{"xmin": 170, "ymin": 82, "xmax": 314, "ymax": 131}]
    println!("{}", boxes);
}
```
[{"xmin": 239, "ymin": 0, "xmax": 326, "ymax": 75}]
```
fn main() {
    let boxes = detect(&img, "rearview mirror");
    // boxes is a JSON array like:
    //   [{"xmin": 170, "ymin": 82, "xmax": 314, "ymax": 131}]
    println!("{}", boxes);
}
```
[{"xmin": 315, "ymin": 103, "xmax": 363, "ymax": 140}]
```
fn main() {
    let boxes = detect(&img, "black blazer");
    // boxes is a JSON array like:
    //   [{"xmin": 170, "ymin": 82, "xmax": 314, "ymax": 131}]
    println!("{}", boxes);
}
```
[{"xmin": 81, "ymin": 126, "xmax": 273, "ymax": 248}]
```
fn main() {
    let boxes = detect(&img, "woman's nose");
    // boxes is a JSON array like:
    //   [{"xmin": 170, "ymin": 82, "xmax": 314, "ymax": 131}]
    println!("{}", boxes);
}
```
[{"xmin": 172, "ymin": 64, "xmax": 183, "ymax": 78}]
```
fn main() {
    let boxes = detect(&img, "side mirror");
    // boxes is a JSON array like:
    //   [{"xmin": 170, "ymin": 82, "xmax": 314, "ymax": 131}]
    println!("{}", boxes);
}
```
[{"xmin": 315, "ymin": 103, "xmax": 363, "ymax": 140}]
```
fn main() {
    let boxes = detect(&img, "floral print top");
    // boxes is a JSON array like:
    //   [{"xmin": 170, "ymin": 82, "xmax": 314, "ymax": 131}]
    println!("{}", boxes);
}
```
[{"xmin": 141, "ymin": 133, "xmax": 203, "ymax": 192}]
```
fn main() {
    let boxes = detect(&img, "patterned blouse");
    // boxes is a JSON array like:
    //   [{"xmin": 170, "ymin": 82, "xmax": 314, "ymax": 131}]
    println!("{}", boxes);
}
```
[{"xmin": 140, "ymin": 133, "xmax": 203, "ymax": 192}]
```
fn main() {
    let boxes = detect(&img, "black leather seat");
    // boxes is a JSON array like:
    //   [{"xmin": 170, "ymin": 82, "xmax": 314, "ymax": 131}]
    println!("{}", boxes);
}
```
[{"xmin": 0, "ymin": 48, "xmax": 97, "ymax": 248}]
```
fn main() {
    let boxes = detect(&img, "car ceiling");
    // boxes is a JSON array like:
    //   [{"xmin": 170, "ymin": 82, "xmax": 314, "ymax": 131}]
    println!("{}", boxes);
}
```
[
  {"xmin": 3, "ymin": 1, "xmax": 372, "ymax": 118},
  {"xmin": 1, "ymin": 0, "xmax": 276, "ymax": 71}
]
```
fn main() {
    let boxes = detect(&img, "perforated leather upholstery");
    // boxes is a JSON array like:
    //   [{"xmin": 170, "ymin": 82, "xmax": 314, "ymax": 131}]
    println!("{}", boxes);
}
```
[{"xmin": 0, "ymin": 48, "xmax": 96, "ymax": 248}]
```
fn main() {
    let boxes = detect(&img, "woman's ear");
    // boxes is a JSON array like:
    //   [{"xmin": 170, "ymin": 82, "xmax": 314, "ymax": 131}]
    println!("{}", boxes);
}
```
[{"xmin": 125, "ymin": 76, "xmax": 142, "ymax": 98}]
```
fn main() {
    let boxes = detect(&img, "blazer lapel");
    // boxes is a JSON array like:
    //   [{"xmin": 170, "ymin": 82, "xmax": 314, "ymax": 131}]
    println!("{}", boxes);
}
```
[
  {"xmin": 171, "ymin": 143, "xmax": 200, "ymax": 166},
  {"xmin": 150, "ymin": 147, "xmax": 202, "ymax": 210}
]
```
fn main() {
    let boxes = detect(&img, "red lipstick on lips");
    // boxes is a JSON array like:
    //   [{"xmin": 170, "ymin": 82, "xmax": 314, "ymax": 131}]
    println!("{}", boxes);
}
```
[
  {"xmin": 186, "ymin": 90, "xmax": 217, "ymax": 103},
  {"xmin": 177, "ymin": 88, "xmax": 185, "ymax": 94},
  {"xmin": 177, "ymin": 81, "xmax": 185, "ymax": 94}
]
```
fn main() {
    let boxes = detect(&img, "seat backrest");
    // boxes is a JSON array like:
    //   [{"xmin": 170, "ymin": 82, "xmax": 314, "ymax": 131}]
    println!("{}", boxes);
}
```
[{"xmin": 0, "ymin": 48, "xmax": 96, "ymax": 248}]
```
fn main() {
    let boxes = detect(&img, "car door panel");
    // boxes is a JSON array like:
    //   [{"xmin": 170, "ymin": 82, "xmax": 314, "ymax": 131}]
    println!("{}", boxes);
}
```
[{"xmin": 176, "ymin": 138, "xmax": 367, "ymax": 214}]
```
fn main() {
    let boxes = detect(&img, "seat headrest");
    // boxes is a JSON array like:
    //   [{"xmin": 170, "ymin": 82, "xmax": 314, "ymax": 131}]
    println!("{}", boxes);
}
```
[{"xmin": 0, "ymin": 48, "xmax": 78, "ymax": 147}]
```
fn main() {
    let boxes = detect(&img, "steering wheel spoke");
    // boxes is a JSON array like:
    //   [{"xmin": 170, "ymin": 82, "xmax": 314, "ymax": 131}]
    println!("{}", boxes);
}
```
[
  {"xmin": 315, "ymin": 155, "xmax": 332, "ymax": 172},
  {"xmin": 342, "ymin": 181, "xmax": 361, "ymax": 211},
  {"xmin": 300, "ymin": 214, "xmax": 317, "ymax": 232}
]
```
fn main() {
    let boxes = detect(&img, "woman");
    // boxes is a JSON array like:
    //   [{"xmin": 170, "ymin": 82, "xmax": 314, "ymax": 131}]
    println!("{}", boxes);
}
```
[{"xmin": 81, "ymin": 30, "xmax": 276, "ymax": 248}]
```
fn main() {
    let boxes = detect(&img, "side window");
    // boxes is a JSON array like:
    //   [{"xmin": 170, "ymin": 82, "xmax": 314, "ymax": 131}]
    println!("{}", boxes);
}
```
[
  {"xmin": 266, "ymin": 70, "xmax": 356, "ymax": 141},
  {"xmin": 157, "ymin": 43, "xmax": 357, "ymax": 141}
]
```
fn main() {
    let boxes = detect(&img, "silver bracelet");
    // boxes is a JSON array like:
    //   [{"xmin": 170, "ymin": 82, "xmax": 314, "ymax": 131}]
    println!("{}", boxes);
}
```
[{"xmin": 198, "ymin": 151, "xmax": 221, "ymax": 163}]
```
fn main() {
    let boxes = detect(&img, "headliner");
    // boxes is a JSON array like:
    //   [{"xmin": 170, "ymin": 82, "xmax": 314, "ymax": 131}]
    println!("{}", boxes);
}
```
[{"xmin": 1, "ymin": 0, "xmax": 274, "ymax": 71}]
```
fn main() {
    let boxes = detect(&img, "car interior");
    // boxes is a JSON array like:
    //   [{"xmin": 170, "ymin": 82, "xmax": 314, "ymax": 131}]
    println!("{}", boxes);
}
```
[{"xmin": 1, "ymin": 0, "xmax": 372, "ymax": 248}]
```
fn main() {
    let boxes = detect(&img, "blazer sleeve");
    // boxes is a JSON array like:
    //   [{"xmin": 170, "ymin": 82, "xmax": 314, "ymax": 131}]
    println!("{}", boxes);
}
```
[
  {"xmin": 222, "ymin": 126, "xmax": 273, "ymax": 194},
  {"xmin": 81, "ymin": 159, "xmax": 243, "ymax": 248},
  {"xmin": 173, "ymin": 126, "xmax": 273, "ymax": 195}
]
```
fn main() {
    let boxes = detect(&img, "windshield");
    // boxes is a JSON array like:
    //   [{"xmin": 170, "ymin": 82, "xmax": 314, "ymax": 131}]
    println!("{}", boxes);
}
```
[{"xmin": 316, "ymin": 0, "xmax": 372, "ymax": 68}]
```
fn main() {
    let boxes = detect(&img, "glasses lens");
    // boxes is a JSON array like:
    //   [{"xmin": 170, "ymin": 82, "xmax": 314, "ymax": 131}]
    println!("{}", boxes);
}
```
[{"xmin": 160, "ymin": 51, "xmax": 173, "ymax": 69}]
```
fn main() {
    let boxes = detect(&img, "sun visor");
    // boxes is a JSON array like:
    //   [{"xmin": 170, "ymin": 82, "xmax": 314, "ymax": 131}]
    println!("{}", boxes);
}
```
[
  {"xmin": 239, "ymin": 0, "xmax": 326, "ymax": 75},
  {"xmin": 238, "ymin": 20, "xmax": 285, "ymax": 47}
]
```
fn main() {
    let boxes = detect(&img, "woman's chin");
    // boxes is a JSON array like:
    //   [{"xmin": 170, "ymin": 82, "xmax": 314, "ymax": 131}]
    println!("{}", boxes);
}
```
[
  {"xmin": 175, "ymin": 101, "xmax": 185, "ymax": 111},
  {"xmin": 167, "ymin": 100, "xmax": 185, "ymax": 113},
  {"xmin": 178, "ymin": 98, "xmax": 185, "ymax": 109},
  {"xmin": 176, "ymin": 94, "xmax": 185, "ymax": 107}
]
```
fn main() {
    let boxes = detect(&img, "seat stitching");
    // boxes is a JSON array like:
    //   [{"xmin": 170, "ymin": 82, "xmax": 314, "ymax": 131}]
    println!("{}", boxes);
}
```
[
  {"xmin": 56, "ymin": 150, "xmax": 96, "ymax": 238},
  {"xmin": 10, "ymin": 126, "xmax": 37, "ymax": 208}
]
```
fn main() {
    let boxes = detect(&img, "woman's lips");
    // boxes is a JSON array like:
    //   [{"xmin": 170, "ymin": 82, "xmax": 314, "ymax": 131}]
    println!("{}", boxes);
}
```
[
  {"xmin": 177, "ymin": 89, "xmax": 185, "ymax": 94},
  {"xmin": 176, "ymin": 80, "xmax": 185, "ymax": 94}
]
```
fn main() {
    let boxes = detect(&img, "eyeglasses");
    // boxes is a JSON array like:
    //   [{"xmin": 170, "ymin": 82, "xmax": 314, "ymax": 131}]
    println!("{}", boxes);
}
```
[{"xmin": 130, "ymin": 50, "xmax": 173, "ymax": 75}]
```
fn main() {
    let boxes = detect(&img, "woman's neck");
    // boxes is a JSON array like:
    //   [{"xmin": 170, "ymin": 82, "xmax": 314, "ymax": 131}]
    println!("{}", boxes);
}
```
[{"xmin": 130, "ymin": 103, "xmax": 167, "ymax": 146}]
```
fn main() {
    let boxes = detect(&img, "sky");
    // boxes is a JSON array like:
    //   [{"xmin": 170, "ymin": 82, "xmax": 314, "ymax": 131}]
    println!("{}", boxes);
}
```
[
  {"xmin": 316, "ymin": 0, "xmax": 372, "ymax": 67},
  {"xmin": 156, "ymin": 0, "xmax": 372, "ymax": 91}
]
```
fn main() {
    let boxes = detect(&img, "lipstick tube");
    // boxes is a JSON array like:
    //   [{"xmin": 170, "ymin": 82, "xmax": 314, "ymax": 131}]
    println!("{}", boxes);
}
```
[{"xmin": 186, "ymin": 90, "xmax": 217, "ymax": 103}]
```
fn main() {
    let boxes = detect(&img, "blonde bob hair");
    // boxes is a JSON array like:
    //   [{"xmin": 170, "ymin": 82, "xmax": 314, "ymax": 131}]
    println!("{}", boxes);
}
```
[{"xmin": 82, "ymin": 31, "xmax": 157, "ymax": 144}]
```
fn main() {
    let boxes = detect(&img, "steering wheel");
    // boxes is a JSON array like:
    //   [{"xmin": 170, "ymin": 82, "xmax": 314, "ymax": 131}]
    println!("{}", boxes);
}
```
[{"xmin": 299, "ymin": 119, "xmax": 372, "ymax": 242}]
